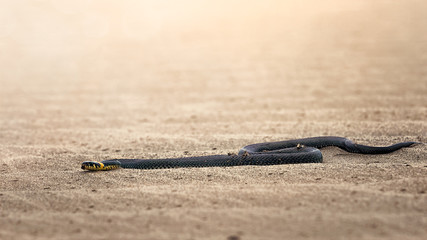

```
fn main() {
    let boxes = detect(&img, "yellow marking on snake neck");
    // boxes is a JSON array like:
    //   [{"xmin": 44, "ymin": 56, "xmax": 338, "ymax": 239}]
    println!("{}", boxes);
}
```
[{"xmin": 104, "ymin": 165, "xmax": 120, "ymax": 170}]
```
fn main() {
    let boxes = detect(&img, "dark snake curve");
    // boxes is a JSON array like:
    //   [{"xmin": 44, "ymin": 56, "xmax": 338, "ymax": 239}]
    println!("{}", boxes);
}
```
[{"xmin": 81, "ymin": 136, "xmax": 417, "ymax": 170}]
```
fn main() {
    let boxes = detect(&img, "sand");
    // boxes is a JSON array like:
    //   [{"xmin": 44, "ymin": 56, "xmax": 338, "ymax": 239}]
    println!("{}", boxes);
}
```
[{"xmin": 0, "ymin": 1, "xmax": 426, "ymax": 239}]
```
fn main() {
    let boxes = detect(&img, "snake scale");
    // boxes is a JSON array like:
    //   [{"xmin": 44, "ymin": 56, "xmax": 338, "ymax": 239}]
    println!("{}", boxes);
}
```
[{"xmin": 81, "ymin": 136, "xmax": 417, "ymax": 171}]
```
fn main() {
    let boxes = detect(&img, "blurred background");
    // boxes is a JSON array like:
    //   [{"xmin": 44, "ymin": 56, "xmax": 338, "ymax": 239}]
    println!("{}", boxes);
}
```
[
  {"xmin": 1, "ymin": 2, "xmax": 426, "ymax": 239},
  {"xmin": 0, "ymin": 0, "xmax": 426, "ymax": 146}
]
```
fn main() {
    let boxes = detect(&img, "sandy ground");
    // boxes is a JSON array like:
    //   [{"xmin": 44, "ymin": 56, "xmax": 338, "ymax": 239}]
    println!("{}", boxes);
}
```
[{"xmin": 1, "ymin": 1, "xmax": 427, "ymax": 239}]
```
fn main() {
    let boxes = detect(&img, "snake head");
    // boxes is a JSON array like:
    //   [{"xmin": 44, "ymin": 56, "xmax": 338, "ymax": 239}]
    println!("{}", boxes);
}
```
[
  {"xmin": 82, "ymin": 160, "xmax": 121, "ymax": 171},
  {"xmin": 81, "ymin": 161, "xmax": 104, "ymax": 171}
]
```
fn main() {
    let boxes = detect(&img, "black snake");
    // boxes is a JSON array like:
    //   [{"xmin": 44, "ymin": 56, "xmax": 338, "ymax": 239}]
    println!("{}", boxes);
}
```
[{"xmin": 81, "ymin": 136, "xmax": 417, "ymax": 171}]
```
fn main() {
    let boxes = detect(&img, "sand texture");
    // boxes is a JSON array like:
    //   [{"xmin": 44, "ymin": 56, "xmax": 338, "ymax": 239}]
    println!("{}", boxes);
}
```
[{"xmin": 1, "ymin": 1, "xmax": 426, "ymax": 239}]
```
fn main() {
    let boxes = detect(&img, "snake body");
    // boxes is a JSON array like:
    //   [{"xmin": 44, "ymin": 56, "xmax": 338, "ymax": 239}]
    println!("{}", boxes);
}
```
[{"xmin": 81, "ymin": 136, "xmax": 417, "ymax": 171}]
